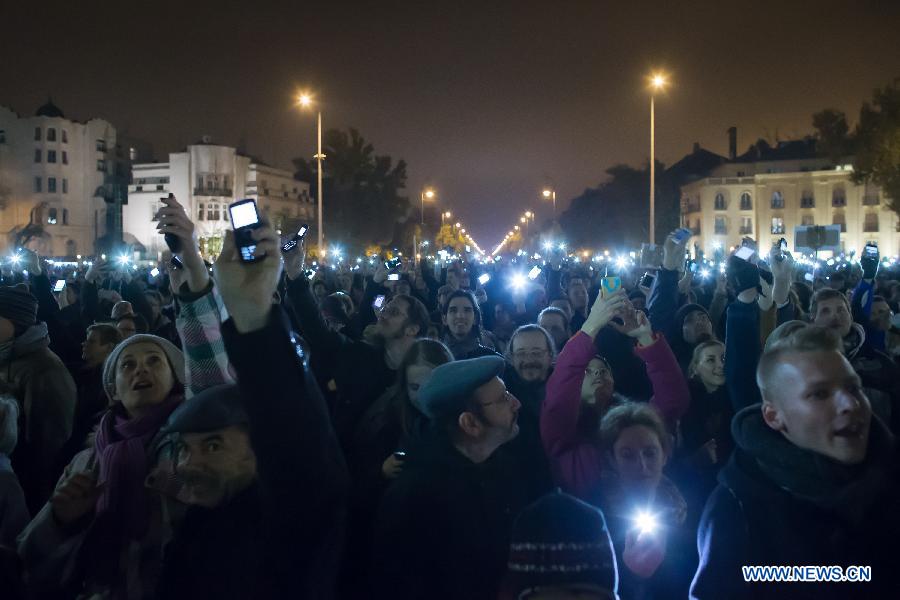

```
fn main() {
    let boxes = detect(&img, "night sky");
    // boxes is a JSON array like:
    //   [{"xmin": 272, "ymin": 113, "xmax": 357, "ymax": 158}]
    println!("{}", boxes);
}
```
[{"xmin": 3, "ymin": 0, "xmax": 899, "ymax": 249}]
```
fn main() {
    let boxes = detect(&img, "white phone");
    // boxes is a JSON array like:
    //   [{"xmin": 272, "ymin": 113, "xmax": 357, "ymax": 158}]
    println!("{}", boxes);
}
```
[{"xmin": 735, "ymin": 247, "xmax": 755, "ymax": 261}]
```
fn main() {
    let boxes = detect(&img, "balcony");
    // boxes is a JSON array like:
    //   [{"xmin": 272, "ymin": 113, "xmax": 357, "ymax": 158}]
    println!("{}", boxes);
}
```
[{"xmin": 194, "ymin": 187, "xmax": 233, "ymax": 197}]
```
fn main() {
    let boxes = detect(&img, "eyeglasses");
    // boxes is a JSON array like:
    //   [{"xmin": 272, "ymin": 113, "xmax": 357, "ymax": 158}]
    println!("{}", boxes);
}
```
[
  {"xmin": 512, "ymin": 349, "xmax": 549, "ymax": 361},
  {"xmin": 479, "ymin": 390, "xmax": 515, "ymax": 409},
  {"xmin": 585, "ymin": 367, "xmax": 610, "ymax": 378}
]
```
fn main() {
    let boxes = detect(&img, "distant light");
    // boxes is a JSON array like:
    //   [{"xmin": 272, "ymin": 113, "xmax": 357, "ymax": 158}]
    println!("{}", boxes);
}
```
[
  {"xmin": 150, "ymin": 267, "xmax": 160, "ymax": 277},
  {"xmin": 297, "ymin": 93, "xmax": 313, "ymax": 107},
  {"xmin": 634, "ymin": 510, "xmax": 659, "ymax": 535},
  {"xmin": 616, "ymin": 256, "xmax": 628, "ymax": 269},
  {"xmin": 510, "ymin": 274, "xmax": 527, "ymax": 290},
  {"xmin": 117, "ymin": 255, "xmax": 130, "ymax": 265},
  {"xmin": 700, "ymin": 269, "xmax": 710, "ymax": 278},
  {"xmin": 558, "ymin": 243, "xmax": 566, "ymax": 250},
  {"xmin": 543, "ymin": 241, "xmax": 554, "ymax": 251}
]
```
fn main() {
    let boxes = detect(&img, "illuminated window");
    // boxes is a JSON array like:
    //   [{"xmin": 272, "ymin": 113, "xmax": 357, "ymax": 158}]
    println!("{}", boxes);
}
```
[
  {"xmin": 48, "ymin": 208, "xmax": 58, "ymax": 225},
  {"xmin": 771, "ymin": 217, "xmax": 785, "ymax": 234}
]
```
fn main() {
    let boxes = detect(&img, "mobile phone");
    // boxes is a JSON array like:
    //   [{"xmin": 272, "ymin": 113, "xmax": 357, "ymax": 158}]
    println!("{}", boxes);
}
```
[
  {"xmin": 671, "ymin": 228, "xmax": 692, "ymax": 245},
  {"xmin": 864, "ymin": 244, "xmax": 878, "ymax": 259},
  {"xmin": 600, "ymin": 276, "xmax": 622, "ymax": 298},
  {"xmin": 775, "ymin": 237, "xmax": 788, "ymax": 262},
  {"xmin": 478, "ymin": 273, "xmax": 491, "ymax": 285},
  {"xmin": 804, "ymin": 273, "xmax": 815, "ymax": 283},
  {"xmin": 228, "ymin": 199, "xmax": 263, "ymax": 263},
  {"xmin": 150, "ymin": 267, "xmax": 160, "ymax": 278},
  {"xmin": 373, "ymin": 295, "xmax": 386, "ymax": 310},
  {"xmin": 393, "ymin": 451, "xmax": 407, "ymax": 461},
  {"xmin": 161, "ymin": 194, "xmax": 182, "ymax": 253},
  {"xmin": 687, "ymin": 259, "xmax": 698, "ymax": 273},
  {"xmin": 640, "ymin": 243, "xmax": 664, "ymax": 269},
  {"xmin": 640, "ymin": 272, "xmax": 656, "ymax": 288},
  {"xmin": 53, "ymin": 280, "xmax": 66, "ymax": 293},
  {"xmin": 281, "ymin": 224, "xmax": 309, "ymax": 253},
  {"xmin": 385, "ymin": 257, "xmax": 402, "ymax": 270},
  {"xmin": 169, "ymin": 255, "xmax": 184, "ymax": 270},
  {"xmin": 388, "ymin": 274, "xmax": 400, "ymax": 281},
  {"xmin": 735, "ymin": 246, "xmax": 755, "ymax": 262},
  {"xmin": 528, "ymin": 266, "xmax": 542, "ymax": 280},
  {"xmin": 465, "ymin": 245, "xmax": 471, "ymax": 253}
]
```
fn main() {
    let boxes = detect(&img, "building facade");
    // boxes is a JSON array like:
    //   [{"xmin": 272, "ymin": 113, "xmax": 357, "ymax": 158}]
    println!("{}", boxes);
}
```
[
  {"xmin": 124, "ymin": 140, "xmax": 312, "ymax": 258},
  {"xmin": 0, "ymin": 101, "xmax": 131, "ymax": 257},
  {"xmin": 681, "ymin": 140, "xmax": 897, "ymax": 257}
]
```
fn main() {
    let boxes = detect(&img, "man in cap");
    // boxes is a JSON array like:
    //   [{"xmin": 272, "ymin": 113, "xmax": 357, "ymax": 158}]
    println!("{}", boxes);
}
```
[
  {"xmin": 371, "ymin": 355, "xmax": 539, "ymax": 600},
  {"xmin": 155, "ymin": 218, "xmax": 348, "ymax": 599},
  {"xmin": 0, "ymin": 286, "xmax": 76, "ymax": 512}
]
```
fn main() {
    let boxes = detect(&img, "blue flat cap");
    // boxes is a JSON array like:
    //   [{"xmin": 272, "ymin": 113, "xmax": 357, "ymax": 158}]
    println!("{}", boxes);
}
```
[
  {"xmin": 162, "ymin": 384, "xmax": 248, "ymax": 434},
  {"xmin": 418, "ymin": 355, "xmax": 506, "ymax": 419}
]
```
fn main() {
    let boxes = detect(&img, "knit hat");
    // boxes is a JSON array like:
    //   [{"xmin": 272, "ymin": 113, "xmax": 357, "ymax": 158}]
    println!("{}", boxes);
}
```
[
  {"xmin": 674, "ymin": 303, "xmax": 709, "ymax": 335},
  {"xmin": 102, "ymin": 334, "xmax": 185, "ymax": 402},
  {"xmin": 0, "ymin": 287, "xmax": 38, "ymax": 336},
  {"xmin": 504, "ymin": 490, "xmax": 618, "ymax": 598}
]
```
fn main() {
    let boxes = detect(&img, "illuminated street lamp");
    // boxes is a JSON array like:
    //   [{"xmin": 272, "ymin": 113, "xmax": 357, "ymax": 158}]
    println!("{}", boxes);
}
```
[
  {"xmin": 442, "ymin": 211, "xmax": 452, "ymax": 226},
  {"xmin": 647, "ymin": 71, "xmax": 670, "ymax": 243},
  {"xmin": 297, "ymin": 91, "xmax": 326, "ymax": 252},
  {"xmin": 420, "ymin": 187, "xmax": 436, "ymax": 225},
  {"xmin": 542, "ymin": 188, "xmax": 557, "ymax": 219}
]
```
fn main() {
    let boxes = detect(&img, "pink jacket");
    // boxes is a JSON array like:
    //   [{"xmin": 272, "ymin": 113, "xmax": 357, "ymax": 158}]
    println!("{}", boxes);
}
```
[{"xmin": 540, "ymin": 331, "xmax": 689, "ymax": 502}]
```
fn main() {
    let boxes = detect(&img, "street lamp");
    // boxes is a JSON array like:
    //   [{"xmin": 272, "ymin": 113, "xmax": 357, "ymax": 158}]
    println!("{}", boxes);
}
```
[
  {"xmin": 442, "ymin": 211, "xmax": 452, "ymax": 226},
  {"xmin": 420, "ymin": 187, "xmax": 436, "ymax": 225},
  {"xmin": 297, "ymin": 91, "xmax": 326, "ymax": 253},
  {"xmin": 542, "ymin": 188, "xmax": 557, "ymax": 219},
  {"xmin": 647, "ymin": 71, "xmax": 669, "ymax": 244}
]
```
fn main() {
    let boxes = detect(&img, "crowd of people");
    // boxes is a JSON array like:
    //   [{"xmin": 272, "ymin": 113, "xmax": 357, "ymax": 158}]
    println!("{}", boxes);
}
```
[{"xmin": 0, "ymin": 193, "xmax": 898, "ymax": 599}]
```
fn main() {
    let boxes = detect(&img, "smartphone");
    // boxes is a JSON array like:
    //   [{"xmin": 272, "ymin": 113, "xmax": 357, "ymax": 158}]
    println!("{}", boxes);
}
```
[
  {"xmin": 281, "ymin": 224, "xmax": 309, "ymax": 253},
  {"xmin": 372, "ymin": 295, "xmax": 386, "ymax": 310},
  {"xmin": 169, "ymin": 255, "xmax": 184, "ymax": 270},
  {"xmin": 150, "ymin": 267, "xmax": 160, "ymax": 278},
  {"xmin": 388, "ymin": 274, "xmax": 400, "ymax": 281},
  {"xmin": 528, "ymin": 266, "xmax": 542, "ymax": 280},
  {"xmin": 393, "ymin": 451, "xmax": 407, "ymax": 461},
  {"xmin": 687, "ymin": 260, "xmax": 698, "ymax": 273},
  {"xmin": 53, "ymin": 280, "xmax": 66, "ymax": 293},
  {"xmin": 735, "ymin": 246, "xmax": 755, "ymax": 261},
  {"xmin": 640, "ymin": 243, "xmax": 664, "ymax": 269},
  {"xmin": 465, "ymin": 245, "xmax": 471, "ymax": 253},
  {"xmin": 228, "ymin": 199, "xmax": 263, "ymax": 263},
  {"xmin": 672, "ymin": 228, "xmax": 692, "ymax": 245},
  {"xmin": 864, "ymin": 243, "xmax": 878, "ymax": 259},
  {"xmin": 640, "ymin": 272, "xmax": 656, "ymax": 288},
  {"xmin": 385, "ymin": 257, "xmax": 402, "ymax": 270},
  {"xmin": 478, "ymin": 273, "xmax": 491, "ymax": 285},
  {"xmin": 601, "ymin": 276, "xmax": 622, "ymax": 298},
  {"xmin": 160, "ymin": 194, "xmax": 182, "ymax": 253}
]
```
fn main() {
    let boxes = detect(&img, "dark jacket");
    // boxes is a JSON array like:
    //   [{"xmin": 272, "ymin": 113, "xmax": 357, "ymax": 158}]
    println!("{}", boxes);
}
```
[
  {"xmin": 285, "ymin": 274, "xmax": 396, "ymax": 447},
  {"xmin": 156, "ymin": 309, "xmax": 349, "ymax": 599},
  {"xmin": 843, "ymin": 324, "xmax": 900, "ymax": 433},
  {"xmin": 649, "ymin": 268, "xmax": 701, "ymax": 373},
  {"xmin": 442, "ymin": 332, "xmax": 500, "ymax": 361},
  {"xmin": 371, "ymin": 433, "xmax": 538, "ymax": 600},
  {"xmin": 691, "ymin": 407, "xmax": 900, "ymax": 600}
]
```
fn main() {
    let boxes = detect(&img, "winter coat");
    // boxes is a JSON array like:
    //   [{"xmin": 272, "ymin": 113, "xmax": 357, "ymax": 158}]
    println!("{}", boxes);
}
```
[
  {"xmin": 156, "ymin": 309, "xmax": 348, "ymax": 599},
  {"xmin": 691, "ymin": 406, "xmax": 900, "ymax": 600},
  {"xmin": 442, "ymin": 332, "xmax": 500, "ymax": 361},
  {"xmin": 371, "ymin": 433, "xmax": 539, "ymax": 600},
  {"xmin": 842, "ymin": 323, "xmax": 900, "ymax": 433},
  {"xmin": 4, "ymin": 323, "xmax": 76, "ymax": 513},
  {"xmin": 0, "ymin": 454, "xmax": 28, "ymax": 548},
  {"xmin": 541, "ymin": 331, "xmax": 690, "ymax": 503}
]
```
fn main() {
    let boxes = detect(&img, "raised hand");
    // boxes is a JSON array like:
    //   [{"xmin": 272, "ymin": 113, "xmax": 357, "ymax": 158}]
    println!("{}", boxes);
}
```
[
  {"xmin": 612, "ymin": 306, "xmax": 655, "ymax": 347},
  {"xmin": 663, "ymin": 230, "xmax": 688, "ymax": 271},
  {"xmin": 50, "ymin": 472, "xmax": 104, "ymax": 526},
  {"xmin": 156, "ymin": 195, "xmax": 208, "ymax": 292},
  {"xmin": 581, "ymin": 290, "xmax": 628, "ymax": 338},
  {"xmin": 283, "ymin": 239, "xmax": 305, "ymax": 281},
  {"xmin": 624, "ymin": 524, "xmax": 667, "ymax": 579},
  {"xmin": 213, "ymin": 215, "xmax": 283, "ymax": 333}
]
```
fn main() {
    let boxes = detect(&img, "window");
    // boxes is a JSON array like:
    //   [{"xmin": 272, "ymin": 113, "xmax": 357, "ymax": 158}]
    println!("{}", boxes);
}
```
[
  {"xmin": 863, "ymin": 184, "xmax": 880, "ymax": 206},
  {"xmin": 48, "ymin": 177, "xmax": 56, "ymax": 193},
  {"xmin": 135, "ymin": 186, "xmax": 143, "ymax": 192},
  {"xmin": 96, "ymin": 139, "xmax": 107, "ymax": 152},
  {"xmin": 800, "ymin": 190, "xmax": 815, "ymax": 208},
  {"xmin": 156, "ymin": 184, "xmax": 164, "ymax": 191},
  {"xmin": 771, "ymin": 191, "xmax": 784, "ymax": 209},
  {"xmin": 47, "ymin": 128, "xmax": 56, "ymax": 142},
  {"xmin": 736, "ymin": 171, "xmax": 746, "ymax": 177},
  {"xmin": 34, "ymin": 177, "xmax": 42, "ymax": 193},
  {"xmin": 48, "ymin": 208, "xmax": 58, "ymax": 225},
  {"xmin": 801, "ymin": 215, "xmax": 815, "ymax": 226},
  {"xmin": 210, "ymin": 204, "xmax": 220, "ymax": 221},
  {"xmin": 34, "ymin": 127, "xmax": 41, "ymax": 141},
  {"xmin": 62, "ymin": 179, "xmax": 68, "ymax": 194},
  {"xmin": 97, "ymin": 159, "xmax": 106, "ymax": 172},
  {"xmin": 47, "ymin": 150, "xmax": 57, "ymax": 163},
  {"xmin": 129, "ymin": 147, "xmax": 137, "ymax": 161},
  {"xmin": 864, "ymin": 213, "xmax": 879, "ymax": 232},
  {"xmin": 62, "ymin": 209, "xmax": 69, "ymax": 226},
  {"xmin": 771, "ymin": 217, "xmax": 785, "ymax": 234},
  {"xmin": 833, "ymin": 212, "xmax": 846, "ymax": 232},
  {"xmin": 61, "ymin": 130, "xmax": 67, "ymax": 143},
  {"xmin": 832, "ymin": 186, "xmax": 846, "ymax": 207},
  {"xmin": 714, "ymin": 192, "xmax": 726, "ymax": 210},
  {"xmin": 198, "ymin": 204, "xmax": 205, "ymax": 221},
  {"xmin": 740, "ymin": 192, "xmax": 752, "ymax": 210},
  {"xmin": 715, "ymin": 217, "xmax": 727, "ymax": 234},
  {"xmin": 34, "ymin": 149, "xmax": 41, "ymax": 163},
  {"xmin": 740, "ymin": 217, "xmax": 753, "ymax": 234},
  {"xmin": 62, "ymin": 151, "xmax": 68, "ymax": 164}
]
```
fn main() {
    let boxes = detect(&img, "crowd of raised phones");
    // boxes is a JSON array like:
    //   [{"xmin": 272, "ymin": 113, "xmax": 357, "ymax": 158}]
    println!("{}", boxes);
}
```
[{"xmin": 0, "ymin": 194, "xmax": 898, "ymax": 599}]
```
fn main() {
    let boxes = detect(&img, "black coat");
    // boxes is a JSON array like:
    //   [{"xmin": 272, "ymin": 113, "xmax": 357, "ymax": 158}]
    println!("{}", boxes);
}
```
[
  {"xmin": 691, "ymin": 408, "xmax": 900, "ymax": 600},
  {"xmin": 371, "ymin": 434, "xmax": 539, "ymax": 600},
  {"xmin": 156, "ymin": 309, "xmax": 349, "ymax": 599}
]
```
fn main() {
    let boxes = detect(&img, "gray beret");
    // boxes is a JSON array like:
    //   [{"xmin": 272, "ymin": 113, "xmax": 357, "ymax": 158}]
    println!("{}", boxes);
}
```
[
  {"xmin": 417, "ymin": 355, "xmax": 505, "ymax": 420},
  {"xmin": 102, "ymin": 334, "xmax": 185, "ymax": 402},
  {"xmin": 162, "ymin": 384, "xmax": 248, "ymax": 434}
]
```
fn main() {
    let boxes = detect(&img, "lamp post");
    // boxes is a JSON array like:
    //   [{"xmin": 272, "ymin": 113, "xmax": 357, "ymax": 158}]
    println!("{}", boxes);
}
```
[
  {"xmin": 297, "ymin": 92, "xmax": 326, "ymax": 254},
  {"xmin": 420, "ymin": 188, "xmax": 435, "ymax": 225},
  {"xmin": 442, "ymin": 211, "xmax": 451, "ymax": 226},
  {"xmin": 542, "ymin": 188, "xmax": 556, "ymax": 220},
  {"xmin": 648, "ymin": 72, "xmax": 669, "ymax": 244}
]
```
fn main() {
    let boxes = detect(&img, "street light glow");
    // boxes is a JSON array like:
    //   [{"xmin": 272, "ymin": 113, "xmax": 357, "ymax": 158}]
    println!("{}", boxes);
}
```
[
  {"xmin": 542, "ymin": 189, "xmax": 552, "ymax": 198},
  {"xmin": 424, "ymin": 188, "xmax": 435, "ymax": 199},
  {"xmin": 297, "ymin": 92, "xmax": 313, "ymax": 107},
  {"xmin": 649, "ymin": 72, "xmax": 668, "ymax": 90}
]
